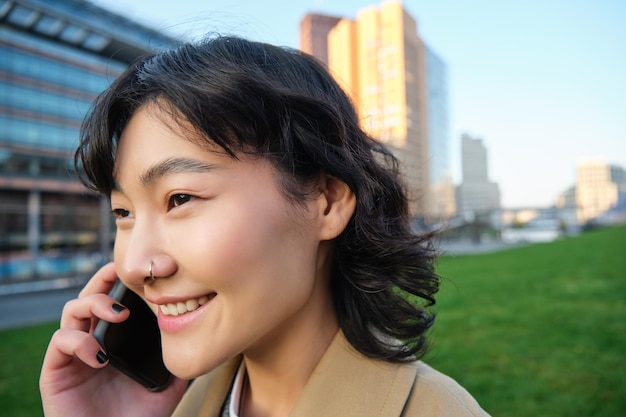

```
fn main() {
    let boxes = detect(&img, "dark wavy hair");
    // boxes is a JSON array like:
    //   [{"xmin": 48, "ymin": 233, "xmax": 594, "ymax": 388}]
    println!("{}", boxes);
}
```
[{"xmin": 76, "ymin": 36, "xmax": 439, "ymax": 362}]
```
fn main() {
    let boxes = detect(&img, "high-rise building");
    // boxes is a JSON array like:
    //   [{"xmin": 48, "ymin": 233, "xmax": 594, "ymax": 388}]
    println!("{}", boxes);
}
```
[
  {"xmin": 425, "ymin": 46, "xmax": 455, "ymax": 220},
  {"xmin": 300, "ymin": 2, "xmax": 451, "ymax": 221},
  {"xmin": 299, "ymin": 13, "xmax": 341, "ymax": 66},
  {"xmin": 456, "ymin": 134, "xmax": 500, "ymax": 215},
  {"xmin": 0, "ymin": 0, "xmax": 180, "ymax": 282},
  {"xmin": 575, "ymin": 160, "xmax": 626, "ymax": 223}
]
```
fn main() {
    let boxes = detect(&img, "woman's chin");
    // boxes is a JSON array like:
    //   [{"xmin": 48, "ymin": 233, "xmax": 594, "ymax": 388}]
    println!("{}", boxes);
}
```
[{"xmin": 163, "ymin": 349, "xmax": 229, "ymax": 380}]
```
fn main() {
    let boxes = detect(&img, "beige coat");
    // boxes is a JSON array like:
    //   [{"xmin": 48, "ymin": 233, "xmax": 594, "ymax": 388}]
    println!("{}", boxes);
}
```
[{"xmin": 171, "ymin": 331, "xmax": 490, "ymax": 417}]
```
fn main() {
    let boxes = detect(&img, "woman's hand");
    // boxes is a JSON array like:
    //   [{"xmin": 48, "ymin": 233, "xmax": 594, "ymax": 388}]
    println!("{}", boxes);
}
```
[{"xmin": 39, "ymin": 262, "xmax": 187, "ymax": 417}]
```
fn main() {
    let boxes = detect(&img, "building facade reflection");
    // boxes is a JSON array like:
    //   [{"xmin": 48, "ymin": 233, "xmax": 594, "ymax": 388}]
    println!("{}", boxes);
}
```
[{"xmin": 0, "ymin": 0, "xmax": 179, "ymax": 284}]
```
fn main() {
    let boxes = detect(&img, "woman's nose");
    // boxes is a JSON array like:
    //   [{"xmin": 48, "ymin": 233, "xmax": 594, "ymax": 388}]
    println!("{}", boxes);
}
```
[
  {"xmin": 118, "ymin": 251, "xmax": 178, "ymax": 287},
  {"xmin": 114, "ymin": 224, "xmax": 177, "ymax": 287},
  {"xmin": 145, "ymin": 254, "xmax": 178, "ymax": 282}
]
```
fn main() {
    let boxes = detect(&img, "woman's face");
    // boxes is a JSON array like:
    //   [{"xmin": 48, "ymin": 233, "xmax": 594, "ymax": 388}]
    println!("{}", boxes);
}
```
[{"xmin": 111, "ymin": 104, "xmax": 335, "ymax": 379}]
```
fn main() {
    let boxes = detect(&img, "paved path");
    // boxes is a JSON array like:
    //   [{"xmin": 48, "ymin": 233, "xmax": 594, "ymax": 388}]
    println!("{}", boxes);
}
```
[{"xmin": 0, "ymin": 287, "xmax": 81, "ymax": 330}]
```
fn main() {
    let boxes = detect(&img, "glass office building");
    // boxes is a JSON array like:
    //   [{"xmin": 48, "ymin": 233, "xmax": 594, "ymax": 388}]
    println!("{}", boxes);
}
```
[
  {"xmin": 424, "ymin": 46, "xmax": 455, "ymax": 220},
  {"xmin": 0, "ymin": 0, "xmax": 179, "ymax": 283}
]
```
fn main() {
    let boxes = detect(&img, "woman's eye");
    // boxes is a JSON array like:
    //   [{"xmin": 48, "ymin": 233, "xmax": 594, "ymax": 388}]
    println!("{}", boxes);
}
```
[
  {"xmin": 168, "ymin": 194, "xmax": 194, "ymax": 209},
  {"xmin": 112, "ymin": 208, "xmax": 130, "ymax": 218}
]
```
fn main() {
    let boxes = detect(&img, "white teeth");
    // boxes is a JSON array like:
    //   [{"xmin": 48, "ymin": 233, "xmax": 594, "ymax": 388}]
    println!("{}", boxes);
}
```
[
  {"xmin": 186, "ymin": 299, "xmax": 199, "ymax": 311},
  {"xmin": 167, "ymin": 304, "xmax": 179, "ymax": 316},
  {"xmin": 160, "ymin": 295, "xmax": 211, "ymax": 316}
]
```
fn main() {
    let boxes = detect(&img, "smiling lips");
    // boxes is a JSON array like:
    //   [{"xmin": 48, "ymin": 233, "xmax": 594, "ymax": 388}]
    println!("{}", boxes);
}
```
[{"xmin": 159, "ymin": 294, "xmax": 214, "ymax": 316}]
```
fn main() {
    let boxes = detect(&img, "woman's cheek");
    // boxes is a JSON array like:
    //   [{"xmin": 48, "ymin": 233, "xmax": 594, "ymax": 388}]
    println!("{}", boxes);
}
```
[
  {"xmin": 112, "ymin": 235, "xmax": 128, "ymax": 270},
  {"xmin": 177, "ymin": 217, "xmax": 243, "ymax": 269}
]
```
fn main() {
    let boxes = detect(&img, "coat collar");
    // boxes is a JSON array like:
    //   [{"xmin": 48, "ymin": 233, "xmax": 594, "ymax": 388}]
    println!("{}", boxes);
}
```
[{"xmin": 290, "ymin": 330, "xmax": 417, "ymax": 417}]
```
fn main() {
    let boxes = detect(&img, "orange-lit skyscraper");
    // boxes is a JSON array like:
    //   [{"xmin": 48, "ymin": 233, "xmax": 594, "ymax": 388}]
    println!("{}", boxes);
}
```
[{"xmin": 300, "ymin": 2, "xmax": 454, "ymax": 221}]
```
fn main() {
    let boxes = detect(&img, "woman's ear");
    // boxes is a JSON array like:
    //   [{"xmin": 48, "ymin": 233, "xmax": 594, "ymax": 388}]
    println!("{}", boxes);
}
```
[{"xmin": 317, "ymin": 176, "xmax": 356, "ymax": 241}]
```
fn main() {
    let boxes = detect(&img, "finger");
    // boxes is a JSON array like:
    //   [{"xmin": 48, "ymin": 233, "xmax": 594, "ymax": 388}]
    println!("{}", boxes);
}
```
[
  {"xmin": 42, "ymin": 328, "xmax": 109, "ymax": 372},
  {"xmin": 61, "ymin": 294, "xmax": 130, "ymax": 331},
  {"xmin": 78, "ymin": 262, "xmax": 118, "ymax": 298}
]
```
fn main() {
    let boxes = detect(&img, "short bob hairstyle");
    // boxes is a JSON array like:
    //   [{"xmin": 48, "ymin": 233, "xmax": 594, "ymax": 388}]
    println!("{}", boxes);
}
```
[{"xmin": 76, "ymin": 36, "xmax": 439, "ymax": 363}]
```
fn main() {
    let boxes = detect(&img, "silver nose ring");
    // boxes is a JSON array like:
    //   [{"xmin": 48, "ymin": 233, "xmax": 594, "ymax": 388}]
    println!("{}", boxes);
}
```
[{"xmin": 149, "ymin": 261, "xmax": 155, "ymax": 280}]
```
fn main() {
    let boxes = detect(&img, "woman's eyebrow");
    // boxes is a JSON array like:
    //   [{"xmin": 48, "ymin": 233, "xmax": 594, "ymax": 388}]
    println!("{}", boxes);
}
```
[{"xmin": 140, "ymin": 157, "xmax": 217, "ymax": 187}]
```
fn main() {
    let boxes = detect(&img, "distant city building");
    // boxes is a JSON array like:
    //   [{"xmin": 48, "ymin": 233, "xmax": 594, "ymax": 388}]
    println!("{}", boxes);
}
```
[
  {"xmin": 456, "ymin": 134, "xmax": 500, "ymax": 215},
  {"xmin": 424, "ymin": 46, "xmax": 455, "ymax": 220},
  {"xmin": 300, "ymin": 1, "xmax": 451, "ymax": 221},
  {"xmin": 555, "ymin": 186, "xmax": 578, "ymax": 227},
  {"xmin": 299, "ymin": 13, "xmax": 341, "ymax": 67},
  {"xmin": 575, "ymin": 160, "xmax": 626, "ymax": 223},
  {"xmin": 0, "ymin": 0, "xmax": 180, "ymax": 281},
  {"xmin": 556, "ymin": 186, "xmax": 577, "ymax": 210}
]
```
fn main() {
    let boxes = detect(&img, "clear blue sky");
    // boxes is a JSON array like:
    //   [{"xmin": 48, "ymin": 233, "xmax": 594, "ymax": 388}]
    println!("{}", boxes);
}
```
[{"xmin": 93, "ymin": 0, "xmax": 626, "ymax": 209}]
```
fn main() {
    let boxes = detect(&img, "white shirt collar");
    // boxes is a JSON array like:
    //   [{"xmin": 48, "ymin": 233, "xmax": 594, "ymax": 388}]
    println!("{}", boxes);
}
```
[{"xmin": 228, "ymin": 360, "xmax": 247, "ymax": 417}]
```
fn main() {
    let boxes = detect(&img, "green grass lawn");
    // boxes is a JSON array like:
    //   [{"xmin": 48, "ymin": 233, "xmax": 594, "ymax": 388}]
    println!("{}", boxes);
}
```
[
  {"xmin": 1, "ymin": 224, "xmax": 625, "ymax": 416},
  {"xmin": 426, "ymin": 224, "xmax": 626, "ymax": 416},
  {"xmin": 0, "ymin": 321, "xmax": 57, "ymax": 417}
]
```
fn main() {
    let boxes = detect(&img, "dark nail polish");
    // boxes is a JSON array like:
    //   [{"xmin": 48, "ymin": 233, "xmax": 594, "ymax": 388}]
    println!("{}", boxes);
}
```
[
  {"xmin": 96, "ymin": 350, "xmax": 108, "ymax": 364},
  {"xmin": 112, "ymin": 303, "xmax": 126, "ymax": 313}
]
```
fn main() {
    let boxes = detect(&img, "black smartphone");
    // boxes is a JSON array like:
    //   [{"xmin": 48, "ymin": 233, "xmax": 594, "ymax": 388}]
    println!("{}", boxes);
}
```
[{"xmin": 94, "ymin": 280, "xmax": 173, "ymax": 391}]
